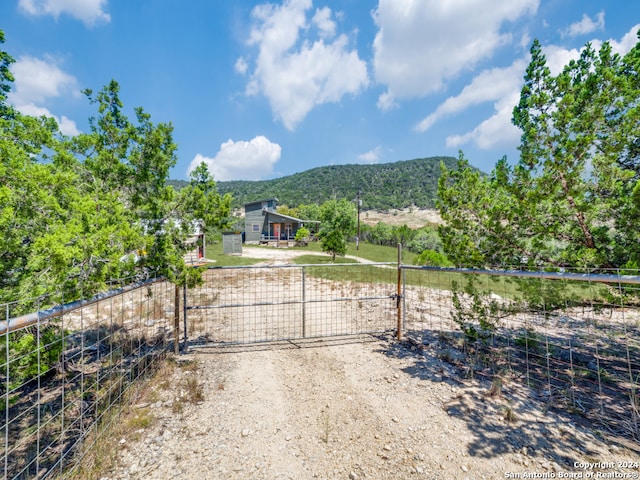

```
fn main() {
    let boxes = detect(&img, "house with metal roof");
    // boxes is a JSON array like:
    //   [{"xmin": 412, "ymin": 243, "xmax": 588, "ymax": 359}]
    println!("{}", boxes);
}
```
[{"xmin": 243, "ymin": 199, "xmax": 318, "ymax": 245}]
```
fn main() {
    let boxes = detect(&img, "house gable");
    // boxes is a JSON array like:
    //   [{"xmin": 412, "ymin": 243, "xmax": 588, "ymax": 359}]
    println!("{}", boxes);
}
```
[
  {"xmin": 244, "ymin": 199, "xmax": 278, "ymax": 243},
  {"xmin": 244, "ymin": 199, "xmax": 278, "ymax": 214}
]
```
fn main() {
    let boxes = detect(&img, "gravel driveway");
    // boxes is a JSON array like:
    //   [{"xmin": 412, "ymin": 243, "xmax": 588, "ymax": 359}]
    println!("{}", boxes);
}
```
[{"xmin": 107, "ymin": 333, "xmax": 637, "ymax": 480}]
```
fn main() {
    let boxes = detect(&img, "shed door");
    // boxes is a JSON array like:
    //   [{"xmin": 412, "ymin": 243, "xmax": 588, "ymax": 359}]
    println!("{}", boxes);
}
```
[{"xmin": 274, "ymin": 224, "xmax": 281, "ymax": 239}]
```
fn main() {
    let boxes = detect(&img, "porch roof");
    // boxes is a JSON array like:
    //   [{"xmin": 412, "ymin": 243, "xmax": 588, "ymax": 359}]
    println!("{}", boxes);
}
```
[{"xmin": 266, "ymin": 212, "xmax": 320, "ymax": 224}]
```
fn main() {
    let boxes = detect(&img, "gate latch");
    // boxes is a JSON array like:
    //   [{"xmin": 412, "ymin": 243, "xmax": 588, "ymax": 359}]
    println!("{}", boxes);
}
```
[{"xmin": 390, "ymin": 293, "xmax": 403, "ymax": 307}]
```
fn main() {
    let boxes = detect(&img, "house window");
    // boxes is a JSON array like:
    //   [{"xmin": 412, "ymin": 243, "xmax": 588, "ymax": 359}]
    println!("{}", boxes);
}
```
[{"xmin": 252, "ymin": 224, "xmax": 260, "ymax": 232}]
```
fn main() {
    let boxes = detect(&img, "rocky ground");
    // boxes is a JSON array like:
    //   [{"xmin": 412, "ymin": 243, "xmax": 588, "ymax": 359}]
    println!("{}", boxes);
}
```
[
  {"xmin": 103, "ymin": 333, "xmax": 638, "ymax": 480},
  {"xmin": 360, "ymin": 208, "xmax": 442, "ymax": 228}
]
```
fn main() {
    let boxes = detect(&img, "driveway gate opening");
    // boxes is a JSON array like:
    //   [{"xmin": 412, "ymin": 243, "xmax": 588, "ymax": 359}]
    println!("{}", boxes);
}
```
[{"xmin": 184, "ymin": 263, "xmax": 399, "ymax": 346}]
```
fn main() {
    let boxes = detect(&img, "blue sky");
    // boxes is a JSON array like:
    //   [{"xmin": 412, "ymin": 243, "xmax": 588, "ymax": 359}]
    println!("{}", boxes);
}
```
[{"xmin": 2, "ymin": 1, "xmax": 639, "ymax": 181}]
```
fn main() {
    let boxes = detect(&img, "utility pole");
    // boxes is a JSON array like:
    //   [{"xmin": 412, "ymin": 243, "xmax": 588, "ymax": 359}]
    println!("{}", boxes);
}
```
[{"xmin": 356, "ymin": 189, "xmax": 361, "ymax": 251}]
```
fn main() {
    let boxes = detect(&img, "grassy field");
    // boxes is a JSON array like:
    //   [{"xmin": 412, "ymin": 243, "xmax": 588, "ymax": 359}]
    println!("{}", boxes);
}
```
[
  {"xmin": 205, "ymin": 240, "xmax": 415, "ymax": 266},
  {"xmin": 289, "ymin": 241, "xmax": 417, "ymax": 264},
  {"xmin": 204, "ymin": 242, "xmax": 266, "ymax": 266},
  {"xmin": 402, "ymin": 266, "xmax": 618, "ymax": 308},
  {"xmin": 204, "ymin": 241, "xmax": 611, "ymax": 305},
  {"xmin": 292, "ymin": 254, "xmax": 355, "ymax": 265}
]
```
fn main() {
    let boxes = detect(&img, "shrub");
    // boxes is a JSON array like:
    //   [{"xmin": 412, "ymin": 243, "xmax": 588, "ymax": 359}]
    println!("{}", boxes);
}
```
[
  {"xmin": 295, "ymin": 226, "xmax": 310, "ymax": 243},
  {"xmin": 450, "ymin": 277, "xmax": 507, "ymax": 343},
  {"xmin": 1, "ymin": 325, "xmax": 66, "ymax": 392},
  {"xmin": 414, "ymin": 249, "xmax": 453, "ymax": 267}
]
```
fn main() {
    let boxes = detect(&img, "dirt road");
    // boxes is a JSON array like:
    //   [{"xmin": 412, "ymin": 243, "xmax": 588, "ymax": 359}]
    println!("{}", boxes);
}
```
[
  {"xmin": 107, "ymin": 332, "xmax": 637, "ymax": 480},
  {"xmin": 237, "ymin": 247, "xmax": 380, "ymax": 266}
]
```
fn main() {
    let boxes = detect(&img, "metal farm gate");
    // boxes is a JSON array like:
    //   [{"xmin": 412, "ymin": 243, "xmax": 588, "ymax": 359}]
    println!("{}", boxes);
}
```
[{"xmin": 183, "ymin": 263, "xmax": 401, "ymax": 346}]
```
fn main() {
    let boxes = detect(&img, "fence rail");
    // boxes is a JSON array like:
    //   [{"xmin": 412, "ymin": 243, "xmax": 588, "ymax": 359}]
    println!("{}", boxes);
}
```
[
  {"xmin": 1, "ymin": 277, "xmax": 176, "ymax": 480},
  {"xmin": 2, "ymin": 261, "xmax": 640, "ymax": 479}
]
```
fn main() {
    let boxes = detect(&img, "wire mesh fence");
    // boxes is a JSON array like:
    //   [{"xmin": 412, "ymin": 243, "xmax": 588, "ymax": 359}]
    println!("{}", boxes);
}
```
[
  {"xmin": 401, "ymin": 266, "xmax": 640, "ymax": 441},
  {"xmin": 1, "ymin": 276, "xmax": 176, "ymax": 480},
  {"xmin": 184, "ymin": 263, "xmax": 399, "ymax": 346},
  {"xmin": 3, "ymin": 260, "xmax": 640, "ymax": 479}
]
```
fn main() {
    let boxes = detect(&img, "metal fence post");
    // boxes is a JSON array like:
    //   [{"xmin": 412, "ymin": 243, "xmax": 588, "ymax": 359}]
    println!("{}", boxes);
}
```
[
  {"xmin": 402, "ymin": 267, "xmax": 407, "ymax": 333},
  {"xmin": 302, "ymin": 267, "xmax": 307, "ymax": 338},
  {"xmin": 174, "ymin": 284, "xmax": 180, "ymax": 355},
  {"xmin": 4, "ymin": 302, "xmax": 9, "ymax": 479},
  {"xmin": 397, "ymin": 244, "xmax": 402, "ymax": 340},
  {"xmin": 182, "ymin": 283, "xmax": 188, "ymax": 353}
]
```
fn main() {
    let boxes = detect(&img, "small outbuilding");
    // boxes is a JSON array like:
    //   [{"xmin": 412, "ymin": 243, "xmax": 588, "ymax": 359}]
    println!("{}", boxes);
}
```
[{"xmin": 222, "ymin": 231, "xmax": 243, "ymax": 255}]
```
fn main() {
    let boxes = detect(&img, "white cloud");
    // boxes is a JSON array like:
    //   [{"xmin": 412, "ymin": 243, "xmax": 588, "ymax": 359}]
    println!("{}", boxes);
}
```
[
  {"xmin": 562, "ymin": 11, "xmax": 605, "ymax": 38},
  {"xmin": 57, "ymin": 115, "xmax": 80, "ymax": 136},
  {"xmin": 188, "ymin": 136, "xmax": 282, "ymax": 181},
  {"xmin": 357, "ymin": 145, "xmax": 382, "ymax": 163},
  {"xmin": 374, "ymin": 0, "xmax": 539, "ymax": 108},
  {"xmin": 7, "ymin": 55, "xmax": 80, "ymax": 136},
  {"xmin": 19, "ymin": 0, "xmax": 110, "ymax": 26},
  {"xmin": 441, "ymin": 44, "xmax": 585, "ymax": 150},
  {"xmin": 312, "ymin": 6, "xmax": 336, "ymax": 38},
  {"xmin": 442, "ymin": 24, "xmax": 640, "ymax": 152},
  {"xmin": 17, "ymin": 103, "xmax": 80, "ymax": 136},
  {"xmin": 542, "ymin": 44, "xmax": 581, "ymax": 76},
  {"xmin": 416, "ymin": 60, "xmax": 527, "ymax": 132},
  {"xmin": 609, "ymin": 24, "xmax": 640, "ymax": 56},
  {"xmin": 376, "ymin": 91, "xmax": 397, "ymax": 112},
  {"xmin": 234, "ymin": 57, "xmax": 249, "ymax": 75},
  {"xmin": 372, "ymin": 0, "xmax": 539, "ymax": 107},
  {"xmin": 241, "ymin": 0, "xmax": 369, "ymax": 130},
  {"xmin": 417, "ymin": 60, "xmax": 525, "ymax": 151},
  {"xmin": 446, "ymin": 90, "xmax": 522, "ymax": 150},
  {"xmin": 542, "ymin": 24, "xmax": 640, "ymax": 77},
  {"xmin": 8, "ymin": 55, "xmax": 79, "ymax": 106},
  {"xmin": 519, "ymin": 32, "xmax": 532, "ymax": 51}
]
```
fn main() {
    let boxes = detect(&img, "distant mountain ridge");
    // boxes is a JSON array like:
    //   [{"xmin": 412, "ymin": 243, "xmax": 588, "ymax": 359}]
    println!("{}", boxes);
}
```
[{"xmin": 169, "ymin": 156, "xmax": 461, "ymax": 211}]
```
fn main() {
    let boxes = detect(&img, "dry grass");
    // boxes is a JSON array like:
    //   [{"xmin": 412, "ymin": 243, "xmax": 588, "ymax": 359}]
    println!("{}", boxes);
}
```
[
  {"xmin": 68, "ymin": 389, "xmax": 158, "ymax": 479},
  {"xmin": 502, "ymin": 403, "xmax": 518, "ymax": 424},
  {"xmin": 169, "ymin": 360, "xmax": 205, "ymax": 414},
  {"xmin": 67, "ymin": 354, "xmax": 196, "ymax": 480},
  {"xmin": 486, "ymin": 377, "xmax": 503, "ymax": 398},
  {"xmin": 183, "ymin": 376, "xmax": 205, "ymax": 403}
]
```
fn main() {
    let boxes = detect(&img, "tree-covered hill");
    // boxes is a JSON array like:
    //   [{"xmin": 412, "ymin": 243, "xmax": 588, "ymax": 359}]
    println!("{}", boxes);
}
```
[{"xmin": 171, "ymin": 156, "xmax": 465, "ymax": 210}]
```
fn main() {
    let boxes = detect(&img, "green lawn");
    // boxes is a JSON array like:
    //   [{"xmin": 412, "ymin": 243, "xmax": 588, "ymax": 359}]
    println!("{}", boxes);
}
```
[
  {"xmin": 348, "ymin": 242, "xmax": 416, "ymax": 264},
  {"xmin": 292, "ymin": 254, "xmax": 356, "ymax": 265},
  {"xmin": 204, "ymin": 242, "xmax": 265, "ymax": 266},
  {"xmin": 401, "ymin": 266, "xmax": 613, "ymax": 305},
  {"xmin": 205, "ymin": 240, "xmax": 608, "ymax": 303},
  {"xmin": 204, "ymin": 241, "xmax": 408, "ymax": 267},
  {"xmin": 290, "ymin": 241, "xmax": 416, "ymax": 264},
  {"xmin": 205, "ymin": 240, "xmax": 611, "ymax": 304}
]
